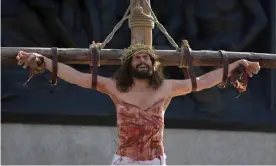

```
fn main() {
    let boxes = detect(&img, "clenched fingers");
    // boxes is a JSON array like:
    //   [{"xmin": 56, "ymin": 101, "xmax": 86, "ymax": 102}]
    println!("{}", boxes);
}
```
[
  {"xmin": 16, "ymin": 51, "xmax": 35, "ymax": 68},
  {"xmin": 16, "ymin": 52, "xmax": 24, "ymax": 66},
  {"xmin": 248, "ymin": 62, "xmax": 261, "ymax": 77},
  {"xmin": 17, "ymin": 59, "xmax": 24, "ymax": 66},
  {"xmin": 239, "ymin": 59, "xmax": 250, "ymax": 67},
  {"xmin": 23, "ymin": 55, "xmax": 33, "ymax": 69},
  {"xmin": 17, "ymin": 51, "xmax": 32, "ymax": 59},
  {"xmin": 250, "ymin": 62, "xmax": 260, "ymax": 74}
]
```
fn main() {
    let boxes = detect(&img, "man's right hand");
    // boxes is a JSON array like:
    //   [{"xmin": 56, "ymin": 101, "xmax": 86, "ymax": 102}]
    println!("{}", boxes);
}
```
[{"xmin": 16, "ymin": 51, "xmax": 46, "ymax": 74}]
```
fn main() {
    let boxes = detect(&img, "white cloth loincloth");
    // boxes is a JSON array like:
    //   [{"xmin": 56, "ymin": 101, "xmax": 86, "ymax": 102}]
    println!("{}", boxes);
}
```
[{"xmin": 111, "ymin": 153, "xmax": 166, "ymax": 165}]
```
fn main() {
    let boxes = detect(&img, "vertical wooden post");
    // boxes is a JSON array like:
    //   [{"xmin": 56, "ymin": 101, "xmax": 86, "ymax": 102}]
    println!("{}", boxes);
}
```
[{"xmin": 130, "ymin": 0, "xmax": 153, "ymax": 46}]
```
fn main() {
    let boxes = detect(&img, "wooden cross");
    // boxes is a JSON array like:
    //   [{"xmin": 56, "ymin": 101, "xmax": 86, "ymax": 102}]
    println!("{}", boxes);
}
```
[{"xmin": 1, "ymin": 0, "xmax": 276, "ymax": 68}]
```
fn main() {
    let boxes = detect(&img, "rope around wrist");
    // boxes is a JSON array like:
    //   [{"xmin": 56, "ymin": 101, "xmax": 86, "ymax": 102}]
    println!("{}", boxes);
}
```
[
  {"xmin": 33, "ymin": 56, "xmax": 46, "ymax": 74},
  {"xmin": 23, "ymin": 56, "xmax": 46, "ymax": 86},
  {"xmin": 230, "ymin": 65, "xmax": 248, "ymax": 98}
]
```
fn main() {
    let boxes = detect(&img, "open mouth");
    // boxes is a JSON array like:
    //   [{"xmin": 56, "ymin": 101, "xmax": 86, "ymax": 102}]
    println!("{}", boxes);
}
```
[{"xmin": 138, "ymin": 66, "xmax": 148, "ymax": 70}]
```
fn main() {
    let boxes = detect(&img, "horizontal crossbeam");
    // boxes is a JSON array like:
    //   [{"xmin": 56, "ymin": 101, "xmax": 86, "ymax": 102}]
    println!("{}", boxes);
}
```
[{"xmin": 1, "ymin": 47, "xmax": 276, "ymax": 68}]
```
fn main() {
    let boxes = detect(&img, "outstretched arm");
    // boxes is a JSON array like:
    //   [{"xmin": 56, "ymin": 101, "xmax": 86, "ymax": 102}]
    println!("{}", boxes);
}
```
[
  {"xmin": 16, "ymin": 51, "xmax": 113, "ymax": 95},
  {"xmin": 169, "ymin": 59, "xmax": 260, "ymax": 97}
]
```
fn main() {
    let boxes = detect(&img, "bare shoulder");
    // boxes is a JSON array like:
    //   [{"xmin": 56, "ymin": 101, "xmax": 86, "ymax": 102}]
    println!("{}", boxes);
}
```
[
  {"xmin": 96, "ymin": 76, "xmax": 117, "ymax": 95},
  {"xmin": 159, "ymin": 80, "xmax": 174, "ymax": 96}
]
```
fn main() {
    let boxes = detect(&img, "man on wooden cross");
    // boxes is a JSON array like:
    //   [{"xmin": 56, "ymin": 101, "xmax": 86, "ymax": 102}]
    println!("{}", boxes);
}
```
[{"xmin": 16, "ymin": 44, "xmax": 260, "ymax": 165}]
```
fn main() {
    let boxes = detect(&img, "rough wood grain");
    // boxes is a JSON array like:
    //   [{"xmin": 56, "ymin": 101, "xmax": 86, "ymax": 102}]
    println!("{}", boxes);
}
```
[
  {"xmin": 2, "ymin": 47, "xmax": 276, "ymax": 68},
  {"xmin": 130, "ymin": 0, "xmax": 152, "ymax": 46}
]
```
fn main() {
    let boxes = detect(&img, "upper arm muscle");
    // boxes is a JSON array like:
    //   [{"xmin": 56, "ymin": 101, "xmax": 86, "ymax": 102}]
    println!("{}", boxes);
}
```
[
  {"xmin": 169, "ymin": 77, "xmax": 209, "ymax": 97},
  {"xmin": 79, "ymin": 73, "xmax": 114, "ymax": 95},
  {"xmin": 169, "ymin": 79, "xmax": 192, "ymax": 97}
]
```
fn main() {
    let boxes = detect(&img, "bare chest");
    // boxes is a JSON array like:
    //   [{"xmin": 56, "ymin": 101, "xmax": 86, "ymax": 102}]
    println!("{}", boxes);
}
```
[{"xmin": 116, "ymin": 91, "xmax": 166, "ymax": 111}]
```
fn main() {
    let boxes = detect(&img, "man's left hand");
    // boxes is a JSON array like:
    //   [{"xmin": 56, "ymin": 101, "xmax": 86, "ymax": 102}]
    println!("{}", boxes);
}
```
[{"xmin": 237, "ymin": 59, "xmax": 261, "ymax": 77}]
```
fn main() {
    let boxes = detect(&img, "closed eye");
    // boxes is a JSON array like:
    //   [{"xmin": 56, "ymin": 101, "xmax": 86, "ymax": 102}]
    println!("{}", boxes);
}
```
[{"xmin": 143, "ymin": 55, "xmax": 150, "ymax": 60}]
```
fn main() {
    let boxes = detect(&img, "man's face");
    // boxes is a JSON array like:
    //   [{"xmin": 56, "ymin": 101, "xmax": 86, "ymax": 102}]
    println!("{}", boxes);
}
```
[{"xmin": 130, "ymin": 52, "xmax": 153, "ymax": 79}]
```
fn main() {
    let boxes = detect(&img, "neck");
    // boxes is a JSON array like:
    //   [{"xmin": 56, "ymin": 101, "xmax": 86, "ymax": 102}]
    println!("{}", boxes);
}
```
[{"xmin": 133, "ymin": 78, "xmax": 149, "ymax": 91}]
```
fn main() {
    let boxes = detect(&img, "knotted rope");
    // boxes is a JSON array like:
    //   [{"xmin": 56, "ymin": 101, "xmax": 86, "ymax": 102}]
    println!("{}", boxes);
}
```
[
  {"xmin": 179, "ymin": 40, "xmax": 191, "ymax": 68},
  {"xmin": 143, "ymin": 0, "xmax": 180, "ymax": 51},
  {"xmin": 96, "ymin": 2, "xmax": 132, "ymax": 50},
  {"xmin": 128, "ymin": 6, "xmax": 155, "ymax": 29},
  {"xmin": 97, "ymin": 0, "xmax": 180, "ymax": 51}
]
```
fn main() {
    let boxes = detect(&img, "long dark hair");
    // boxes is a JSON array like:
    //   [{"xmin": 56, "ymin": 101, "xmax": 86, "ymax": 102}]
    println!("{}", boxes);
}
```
[{"xmin": 113, "ymin": 56, "xmax": 164, "ymax": 92}]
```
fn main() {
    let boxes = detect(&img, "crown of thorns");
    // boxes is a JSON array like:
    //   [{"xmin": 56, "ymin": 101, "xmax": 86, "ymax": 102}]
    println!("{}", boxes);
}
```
[{"xmin": 121, "ymin": 44, "xmax": 159, "ymax": 63}]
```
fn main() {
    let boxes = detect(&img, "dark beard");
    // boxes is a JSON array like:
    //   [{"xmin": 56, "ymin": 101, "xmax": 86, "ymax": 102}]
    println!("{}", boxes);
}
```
[{"xmin": 131, "ymin": 63, "xmax": 152, "ymax": 79}]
